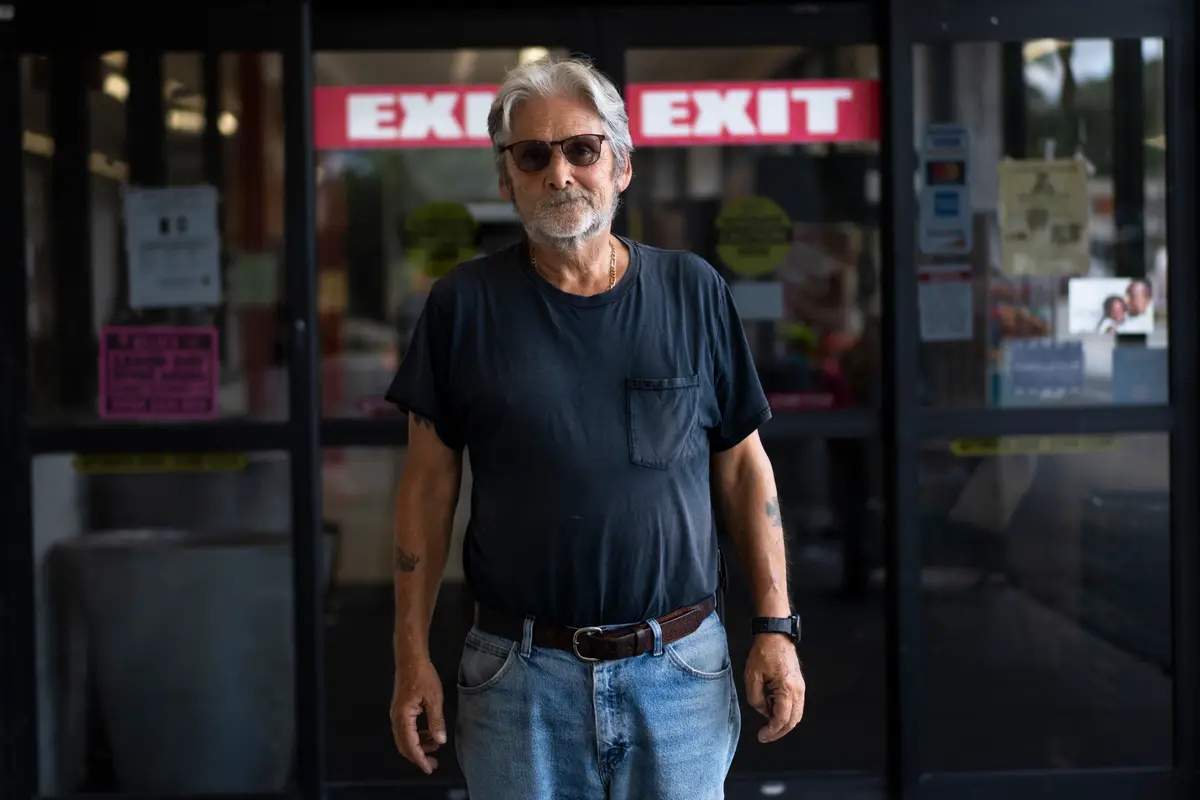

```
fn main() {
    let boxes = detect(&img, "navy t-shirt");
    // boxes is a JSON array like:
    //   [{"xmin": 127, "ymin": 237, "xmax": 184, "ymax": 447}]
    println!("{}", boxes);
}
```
[{"xmin": 386, "ymin": 237, "xmax": 771, "ymax": 627}]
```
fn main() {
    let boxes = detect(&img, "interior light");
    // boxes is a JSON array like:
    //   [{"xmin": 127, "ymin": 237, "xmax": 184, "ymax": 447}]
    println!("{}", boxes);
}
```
[
  {"xmin": 101, "ymin": 51, "xmax": 127, "ymax": 70},
  {"xmin": 217, "ymin": 111, "xmax": 238, "ymax": 136},
  {"xmin": 103, "ymin": 74, "xmax": 129, "ymax": 102},
  {"xmin": 167, "ymin": 108, "xmax": 205, "ymax": 133},
  {"xmin": 518, "ymin": 46, "xmax": 550, "ymax": 65}
]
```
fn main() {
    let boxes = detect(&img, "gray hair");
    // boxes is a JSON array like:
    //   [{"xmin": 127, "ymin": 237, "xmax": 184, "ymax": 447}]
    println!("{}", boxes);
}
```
[{"xmin": 487, "ymin": 55, "xmax": 633, "ymax": 179}]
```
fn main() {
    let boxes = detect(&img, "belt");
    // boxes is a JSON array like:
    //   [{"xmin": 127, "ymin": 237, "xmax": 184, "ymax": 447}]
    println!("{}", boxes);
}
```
[{"xmin": 475, "ymin": 596, "xmax": 717, "ymax": 662}]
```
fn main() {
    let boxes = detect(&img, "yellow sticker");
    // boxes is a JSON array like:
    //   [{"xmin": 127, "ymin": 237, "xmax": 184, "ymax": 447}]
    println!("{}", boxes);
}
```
[
  {"xmin": 715, "ymin": 196, "xmax": 792, "ymax": 277},
  {"xmin": 73, "ymin": 453, "xmax": 248, "ymax": 474},
  {"xmin": 404, "ymin": 201, "xmax": 478, "ymax": 279},
  {"xmin": 949, "ymin": 436, "xmax": 1119, "ymax": 457}
]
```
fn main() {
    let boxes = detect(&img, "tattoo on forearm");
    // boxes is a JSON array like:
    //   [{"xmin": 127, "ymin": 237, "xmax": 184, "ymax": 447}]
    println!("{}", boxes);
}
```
[
  {"xmin": 411, "ymin": 414, "xmax": 434, "ymax": 430},
  {"xmin": 393, "ymin": 547, "xmax": 420, "ymax": 573},
  {"xmin": 766, "ymin": 497, "xmax": 784, "ymax": 529}
]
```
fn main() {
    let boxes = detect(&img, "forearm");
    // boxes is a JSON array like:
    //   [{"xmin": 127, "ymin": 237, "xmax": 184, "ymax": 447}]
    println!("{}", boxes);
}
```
[
  {"xmin": 717, "ymin": 451, "xmax": 791, "ymax": 618},
  {"xmin": 392, "ymin": 473, "xmax": 459, "ymax": 660}
]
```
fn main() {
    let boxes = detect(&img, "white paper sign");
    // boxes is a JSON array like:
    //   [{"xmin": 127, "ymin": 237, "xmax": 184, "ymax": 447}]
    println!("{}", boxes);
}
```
[
  {"xmin": 730, "ymin": 281, "xmax": 785, "ymax": 321},
  {"xmin": 124, "ymin": 185, "xmax": 221, "ymax": 309},
  {"xmin": 918, "ymin": 265, "xmax": 973, "ymax": 342},
  {"xmin": 919, "ymin": 123, "xmax": 973, "ymax": 256}
]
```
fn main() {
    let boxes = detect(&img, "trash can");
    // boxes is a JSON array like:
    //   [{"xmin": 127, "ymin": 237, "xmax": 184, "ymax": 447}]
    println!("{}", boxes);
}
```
[{"xmin": 57, "ymin": 528, "xmax": 333, "ymax": 794}]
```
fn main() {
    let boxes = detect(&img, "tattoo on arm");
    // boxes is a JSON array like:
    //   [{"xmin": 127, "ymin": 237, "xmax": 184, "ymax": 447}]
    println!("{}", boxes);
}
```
[
  {"xmin": 411, "ymin": 414, "xmax": 434, "ymax": 430},
  {"xmin": 393, "ymin": 547, "xmax": 421, "ymax": 573},
  {"xmin": 765, "ymin": 497, "xmax": 784, "ymax": 529}
]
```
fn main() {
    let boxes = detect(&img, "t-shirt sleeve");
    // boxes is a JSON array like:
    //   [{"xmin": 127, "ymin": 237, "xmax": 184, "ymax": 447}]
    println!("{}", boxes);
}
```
[
  {"xmin": 384, "ymin": 293, "xmax": 464, "ymax": 450},
  {"xmin": 709, "ymin": 278, "xmax": 772, "ymax": 451}
]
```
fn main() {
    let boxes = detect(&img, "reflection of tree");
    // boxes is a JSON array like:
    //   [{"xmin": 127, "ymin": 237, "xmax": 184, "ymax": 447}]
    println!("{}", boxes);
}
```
[{"xmin": 1023, "ymin": 49, "xmax": 1165, "ymax": 177}]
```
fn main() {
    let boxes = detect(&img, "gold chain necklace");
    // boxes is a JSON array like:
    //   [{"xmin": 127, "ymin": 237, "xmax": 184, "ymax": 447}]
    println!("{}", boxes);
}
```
[{"xmin": 530, "ymin": 241, "xmax": 617, "ymax": 292}]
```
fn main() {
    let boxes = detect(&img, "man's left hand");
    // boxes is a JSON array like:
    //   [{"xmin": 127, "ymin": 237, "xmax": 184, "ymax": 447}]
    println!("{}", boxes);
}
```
[{"xmin": 744, "ymin": 634, "xmax": 805, "ymax": 743}]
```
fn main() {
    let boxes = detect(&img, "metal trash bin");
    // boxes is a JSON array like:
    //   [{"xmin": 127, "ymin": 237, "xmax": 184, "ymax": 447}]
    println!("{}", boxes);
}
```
[{"xmin": 56, "ymin": 529, "xmax": 332, "ymax": 794}]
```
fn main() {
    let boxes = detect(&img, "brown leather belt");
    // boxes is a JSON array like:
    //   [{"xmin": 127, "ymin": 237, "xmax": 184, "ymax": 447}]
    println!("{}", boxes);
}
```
[{"xmin": 475, "ymin": 596, "xmax": 717, "ymax": 662}]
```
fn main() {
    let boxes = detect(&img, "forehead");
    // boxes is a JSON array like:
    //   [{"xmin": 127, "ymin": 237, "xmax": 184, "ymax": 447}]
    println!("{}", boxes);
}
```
[{"xmin": 508, "ymin": 94, "xmax": 603, "ymax": 141}]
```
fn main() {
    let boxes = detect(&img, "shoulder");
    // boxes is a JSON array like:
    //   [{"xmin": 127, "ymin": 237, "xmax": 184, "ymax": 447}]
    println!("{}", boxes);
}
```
[
  {"xmin": 424, "ymin": 241, "xmax": 524, "ymax": 311},
  {"xmin": 627, "ymin": 239, "xmax": 727, "ymax": 297}
]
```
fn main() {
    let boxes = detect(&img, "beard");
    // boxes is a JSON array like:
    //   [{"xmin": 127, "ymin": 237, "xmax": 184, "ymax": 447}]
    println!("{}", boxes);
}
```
[{"xmin": 515, "ymin": 184, "xmax": 620, "ymax": 252}]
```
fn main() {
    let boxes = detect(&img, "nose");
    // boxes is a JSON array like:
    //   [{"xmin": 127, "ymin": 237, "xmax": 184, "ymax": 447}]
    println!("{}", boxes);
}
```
[{"xmin": 544, "ymin": 148, "xmax": 573, "ymax": 190}]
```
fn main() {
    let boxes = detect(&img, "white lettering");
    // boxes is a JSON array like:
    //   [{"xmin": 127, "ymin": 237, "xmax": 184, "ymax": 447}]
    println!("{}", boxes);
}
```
[
  {"xmin": 691, "ymin": 89, "xmax": 755, "ymax": 136},
  {"xmin": 756, "ymin": 89, "xmax": 790, "ymax": 135},
  {"xmin": 464, "ymin": 91, "xmax": 494, "ymax": 139},
  {"xmin": 347, "ymin": 94, "xmax": 398, "ymax": 140},
  {"xmin": 790, "ymin": 87, "xmax": 854, "ymax": 135},
  {"xmin": 397, "ymin": 92, "xmax": 463, "ymax": 139},
  {"xmin": 641, "ymin": 91, "xmax": 690, "ymax": 136}
]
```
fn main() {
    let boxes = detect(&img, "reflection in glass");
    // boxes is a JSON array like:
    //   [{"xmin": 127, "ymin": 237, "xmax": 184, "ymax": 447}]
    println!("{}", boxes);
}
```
[
  {"xmin": 919, "ymin": 434, "xmax": 1171, "ymax": 770},
  {"xmin": 322, "ymin": 438, "xmax": 885, "ymax": 782},
  {"xmin": 915, "ymin": 40, "xmax": 1168, "ymax": 408},
  {"xmin": 626, "ymin": 46, "xmax": 882, "ymax": 409},
  {"xmin": 24, "ymin": 53, "xmax": 288, "ymax": 421},
  {"xmin": 33, "ymin": 453, "xmax": 305, "ymax": 795}
]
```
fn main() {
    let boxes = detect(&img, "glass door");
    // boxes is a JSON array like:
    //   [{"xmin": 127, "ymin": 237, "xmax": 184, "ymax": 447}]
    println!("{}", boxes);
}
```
[{"xmin": 883, "ymin": 1, "xmax": 1195, "ymax": 797}]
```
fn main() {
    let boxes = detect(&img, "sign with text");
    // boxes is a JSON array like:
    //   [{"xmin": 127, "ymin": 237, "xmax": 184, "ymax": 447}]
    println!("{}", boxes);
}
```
[
  {"xmin": 313, "ymin": 80, "xmax": 880, "ymax": 150},
  {"xmin": 98, "ymin": 326, "xmax": 220, "ymax": 420}
]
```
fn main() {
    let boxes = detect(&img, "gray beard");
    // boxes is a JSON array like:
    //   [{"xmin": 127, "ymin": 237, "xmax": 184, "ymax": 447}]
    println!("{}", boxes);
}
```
[{"xmin": 512, "ymin": 185, "xmax": 623, "ymax": 255}]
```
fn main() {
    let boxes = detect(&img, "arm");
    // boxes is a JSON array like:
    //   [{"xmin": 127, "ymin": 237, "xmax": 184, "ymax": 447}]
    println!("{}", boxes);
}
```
[
  {"xmin": 711, "ymin": 430, "xmax": 790, "ymax": 618},
  {"xmin": 393, "ymin": 413, "xmax": 463, "ymax": 661}
]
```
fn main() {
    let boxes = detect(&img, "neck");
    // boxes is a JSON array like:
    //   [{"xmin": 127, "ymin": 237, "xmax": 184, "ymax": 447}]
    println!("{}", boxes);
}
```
[{"xmin": 530, "ymin": 232, "xmax": 613, "ymax": 285}]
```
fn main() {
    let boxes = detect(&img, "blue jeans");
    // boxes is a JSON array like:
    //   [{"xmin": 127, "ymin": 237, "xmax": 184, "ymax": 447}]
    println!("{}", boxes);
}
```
[{"xmin": 455, "ymin": 609, "xmax": 742, "ymax": 799}]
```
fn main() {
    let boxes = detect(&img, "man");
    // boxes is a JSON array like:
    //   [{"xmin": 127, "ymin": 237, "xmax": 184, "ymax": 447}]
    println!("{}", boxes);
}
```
[
  {"xmin": 386, "ymin": 55, "xmax": 804, "ymax": 800},
  {"xmin": 1125, "ymin": 278, "xmax": 1152, "ymax": 319}
]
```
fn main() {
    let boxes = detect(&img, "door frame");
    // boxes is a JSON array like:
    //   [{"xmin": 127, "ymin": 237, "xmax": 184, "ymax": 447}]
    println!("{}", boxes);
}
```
[{"xmin": 1, "ymin": 1, "xmax": 1196, "ymax": 799}]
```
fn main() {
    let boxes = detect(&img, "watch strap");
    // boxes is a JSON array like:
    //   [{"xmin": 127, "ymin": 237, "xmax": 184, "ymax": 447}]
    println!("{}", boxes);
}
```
[{"xmin": 752, "ymin": 615, "xmax": 801, "ymax": 643}]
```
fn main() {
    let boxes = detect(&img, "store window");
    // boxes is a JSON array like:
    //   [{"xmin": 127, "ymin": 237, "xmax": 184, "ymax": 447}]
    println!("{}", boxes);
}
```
[
  {"xmin": 32, "ymin": 451, "xmax": 300, "ymax": 795},
  {"xmin": 914, "ymin": 40, "xmax": 1168, "ymax": 408},
  {"xmin": 24, "ymin": 53, "xmax": 288, "ymax": 423},
  {"xmin": 312, "ymin": 48, "xmax": 567, "ymax": 418},
  {"xmin": 919, "ymin": 433, "xmax": 1171, "ymax": 769}
]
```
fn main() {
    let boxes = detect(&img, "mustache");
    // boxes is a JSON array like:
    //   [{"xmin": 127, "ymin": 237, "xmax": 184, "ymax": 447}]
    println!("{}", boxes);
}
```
[{"xmin": 539, "ymin": 190, "xmax": 594, "ymax": 208}]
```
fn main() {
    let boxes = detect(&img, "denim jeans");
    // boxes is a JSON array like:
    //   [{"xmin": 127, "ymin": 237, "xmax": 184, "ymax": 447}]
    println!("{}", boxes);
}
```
[{"xmin": 455, "ymin": 609, "xmax": 741, "ymax": 799}]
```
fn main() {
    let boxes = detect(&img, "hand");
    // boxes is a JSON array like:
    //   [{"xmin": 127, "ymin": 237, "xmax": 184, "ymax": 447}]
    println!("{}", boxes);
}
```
[
  {"xmin": 744, "ymin": 634, "xmax": 805, "ymax": 743},
  {"xmin": 390, "ymin": 655, "xmax": 447, "ymax": 774}
]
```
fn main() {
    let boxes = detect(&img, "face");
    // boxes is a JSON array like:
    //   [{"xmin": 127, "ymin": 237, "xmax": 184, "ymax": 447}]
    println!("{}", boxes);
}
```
[
  {"xmin": 1126, "ymin": 282, "xmax": 1151, "ymax": 314},
  {"xmin": 1107, "ymin": 298, "xmax": 1127, "ymax": 322},
  {"xmin": 498, "ymin": 94, "xmax": 632, "ymax": 249}
]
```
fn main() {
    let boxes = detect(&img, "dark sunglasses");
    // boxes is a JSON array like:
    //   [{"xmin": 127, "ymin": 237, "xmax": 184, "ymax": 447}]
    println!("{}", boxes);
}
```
[{"xmin": 499, "ymin": 134, "xmax": 607, "ymax": 173}]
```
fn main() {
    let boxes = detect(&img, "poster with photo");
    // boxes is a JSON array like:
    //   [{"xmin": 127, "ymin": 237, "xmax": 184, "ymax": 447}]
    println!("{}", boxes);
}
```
[{"xmin": 1067, "ymin": 277, "xmax": 1155, "ymax": 334}]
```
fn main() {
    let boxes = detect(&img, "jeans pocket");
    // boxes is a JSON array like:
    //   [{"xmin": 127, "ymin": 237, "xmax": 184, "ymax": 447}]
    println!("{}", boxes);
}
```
[
  {"xmin": 457, "ymin": 629, "xmax": 518, "ymax": 695},
  {"xmin": 665, "ymin": 611, "xmax": 732, "ymax": 679},
  {"xmin": 626, "ymin": 374, "xmax": 702, "ymax": 469}
]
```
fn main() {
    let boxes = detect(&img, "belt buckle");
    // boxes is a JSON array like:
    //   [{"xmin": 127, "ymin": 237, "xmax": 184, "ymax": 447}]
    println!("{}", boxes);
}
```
[{"xmin": 571, "ymin": 626, "xmax": 603, "ymax": 662}]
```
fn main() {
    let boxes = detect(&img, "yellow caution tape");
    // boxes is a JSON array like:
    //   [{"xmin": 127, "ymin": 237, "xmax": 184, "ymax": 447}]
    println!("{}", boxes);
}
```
[
  {"xmin": 72, "ymin": 453, "xmax": 248, "ymax": 474},
  {"xmin": 949, "ymin": 436, "xmax": 1119, "ymax": 457}
]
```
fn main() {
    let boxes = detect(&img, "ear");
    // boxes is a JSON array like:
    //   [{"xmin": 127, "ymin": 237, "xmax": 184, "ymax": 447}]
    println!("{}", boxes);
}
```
[
  {"xmin": 498, "ymin": 172, "xmax": 513, "ymax": 202},
  {"xmin": 615, "ymin": 154, "xmax": 633, "ymax": 194}
]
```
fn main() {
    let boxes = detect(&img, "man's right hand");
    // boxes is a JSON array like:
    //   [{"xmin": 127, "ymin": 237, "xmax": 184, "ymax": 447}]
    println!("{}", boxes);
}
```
[{"xmin": 390, "ymin": 656, "xmax": 447, "ymax": 774}]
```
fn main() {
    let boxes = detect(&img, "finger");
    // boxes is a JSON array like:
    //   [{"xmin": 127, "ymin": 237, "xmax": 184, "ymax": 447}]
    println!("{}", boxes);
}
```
[
  {"xmin": 745, "ymin": 670, "xmax": 768, "ymax": 717},
  {"xmin": 758, "ymin": 688, "xmax": 794, "ymax": 743},
  {"xmin": 397, "ymin": 706, "xmax": 434, "ymax": 774},
  {"xmin": 423, "ymin": 694, "xmax": 448, "ymax": 745},
  {"xmin": 419, "ymin": 730, "xmax": 443, "ymax": 753},
  {"xmin": 788, "ymin": 679, "xmax": 807, "ymax": 730}
]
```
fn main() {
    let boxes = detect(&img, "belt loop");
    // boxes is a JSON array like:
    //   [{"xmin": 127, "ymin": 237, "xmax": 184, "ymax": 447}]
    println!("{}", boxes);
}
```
[
  {"xmin": 520, "ymin": 616, "xmax": 535, "ymax": 658},
  {"xmin": 647, "ymin": 618, "xmax": 664, "ymax": 657}
]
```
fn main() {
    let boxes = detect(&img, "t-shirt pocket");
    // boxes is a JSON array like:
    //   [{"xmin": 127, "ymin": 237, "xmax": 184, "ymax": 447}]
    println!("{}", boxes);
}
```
[{"xmin": 625, "ymin": 374, "xmax": 702, "ymax": 469}]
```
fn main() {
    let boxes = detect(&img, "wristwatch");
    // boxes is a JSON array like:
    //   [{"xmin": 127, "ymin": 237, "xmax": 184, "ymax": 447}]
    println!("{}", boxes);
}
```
[{"xmin": 752, "ymin": 615, "xmax": 802, "ymax": 644}]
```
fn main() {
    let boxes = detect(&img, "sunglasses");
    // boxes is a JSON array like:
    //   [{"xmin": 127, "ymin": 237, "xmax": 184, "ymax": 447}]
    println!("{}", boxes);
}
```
[{"xmin": 500, "ymin": 134, "xmax": 607, "ymax": 173}]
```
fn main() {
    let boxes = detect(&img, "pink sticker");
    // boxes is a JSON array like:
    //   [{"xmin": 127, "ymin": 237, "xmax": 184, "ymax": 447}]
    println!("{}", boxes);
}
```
[{"xmin": 98, "ymin": 326, "xmax": 220, "ymax": 420}]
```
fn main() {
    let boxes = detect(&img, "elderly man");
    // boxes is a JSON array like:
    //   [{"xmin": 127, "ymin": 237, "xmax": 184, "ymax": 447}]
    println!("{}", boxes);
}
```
[{"xmin": 386, "ymin": 55, "xmax": 804, "ymax": 800}]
